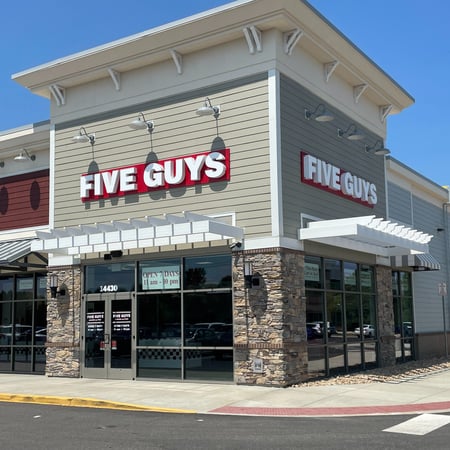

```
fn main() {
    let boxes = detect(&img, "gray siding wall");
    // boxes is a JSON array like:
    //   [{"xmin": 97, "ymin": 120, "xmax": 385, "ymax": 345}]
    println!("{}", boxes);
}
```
[
  {"xmin": 387, "ymin": 181, "xmax": 412, "ymax": 224},
  {"xmin": 53, "ymin": 75, "xmax": 272, "ymax": 238},
  {"xmin": 411, "ymin": 195, "xmax": 447, "ymax": 333},
  {"xmin": 280, "ymin": 75, "xmax": 388, "ymax": 240},
  {"xmin": 388, "ymin": 181, "xmax": 447, "ymax": 333}
]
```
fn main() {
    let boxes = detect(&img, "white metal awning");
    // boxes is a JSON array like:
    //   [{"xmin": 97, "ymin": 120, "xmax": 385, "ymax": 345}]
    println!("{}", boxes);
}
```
[
  {"xmin": 0, "ymin": 239, "xmax": 34, "ymax": 263},
  {"xmin": 390, "ymin": 253, "xmax": 441, "ymax": 271},
  {"xmin": 31, "ymin": 211, "xmax": 244, "ymax": 256},
  {"xmin": 298, "ymin": 215, "xmax": 433, "ymax": 257}
]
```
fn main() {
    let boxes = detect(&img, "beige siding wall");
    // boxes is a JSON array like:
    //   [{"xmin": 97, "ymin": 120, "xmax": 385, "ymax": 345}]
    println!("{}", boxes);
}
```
[{"xmin": 54, "ymin": 77, "xmax": 272, "ymax": 238}]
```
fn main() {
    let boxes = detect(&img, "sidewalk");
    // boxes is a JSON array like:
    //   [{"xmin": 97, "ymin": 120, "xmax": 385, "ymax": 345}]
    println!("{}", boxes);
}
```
[{"xmin": 1, "ymin": 369, "xmax": 450, "ymax": 417}]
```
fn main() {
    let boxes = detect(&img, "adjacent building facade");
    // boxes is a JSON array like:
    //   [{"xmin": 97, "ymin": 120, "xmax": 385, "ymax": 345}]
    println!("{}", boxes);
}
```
[{"xmin": 1, "ymin": 0, "xmax": 448, "ymax": 386}]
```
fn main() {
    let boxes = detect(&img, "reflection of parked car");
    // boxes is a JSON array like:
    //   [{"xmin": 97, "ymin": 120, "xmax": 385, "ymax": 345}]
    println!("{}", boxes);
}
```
[
  {"xmin": 317, "ymin": 321, "xmax": 336, "ymax": 337},
  {"xmin": 0, "ymin": 324, "xmax": 33, "ymax": 343},
  {"xmin": 215, "ymin": 324, "xmax": 233, "ymax": 346},
  {"xmin": 194, "ymin": 322, "xmax": 226, "ymax": 331},
  {"xmin": 185, "ymin": 328, "xmax": 219, "ymax": 346},
  {"xmin": 35, "ymin": 328, "xmax": 47, "ymax": 343},
  {"xmin": 307, "ymin": 321, "xmax": 336, "ymax": 338},
  {"xmin": 354, "ymin": 324, "xmax": 375, "ymax": 338},
  {"xmin": 307, "ymin": 322, "xmax": 322, "ymax": 339}
]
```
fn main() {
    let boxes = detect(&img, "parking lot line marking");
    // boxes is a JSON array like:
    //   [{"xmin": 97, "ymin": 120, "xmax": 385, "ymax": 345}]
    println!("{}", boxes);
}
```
[{"xmin": 383, "ymin": 413, "xmax": 450, "ymax": 435}]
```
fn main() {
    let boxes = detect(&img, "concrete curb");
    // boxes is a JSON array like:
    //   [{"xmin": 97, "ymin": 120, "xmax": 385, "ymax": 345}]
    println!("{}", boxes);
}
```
[{"xmin": 0, "ymin": 393, "xmax": 196, "ymax": 414}]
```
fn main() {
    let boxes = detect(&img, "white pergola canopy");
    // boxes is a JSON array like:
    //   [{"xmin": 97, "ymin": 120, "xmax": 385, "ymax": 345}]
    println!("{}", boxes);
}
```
[
  {"xmin": 31, "ymin": 212, "xmax": 243, "ymax": 256},
  {"xmin": 298, "ymin": 215, "xmax": 433, "ymax": 257}
]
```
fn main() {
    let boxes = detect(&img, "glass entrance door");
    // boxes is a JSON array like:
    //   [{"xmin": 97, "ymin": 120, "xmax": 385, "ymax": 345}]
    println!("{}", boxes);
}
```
[{"xmin": 83, "ymin": 294, "xmax": 133, "ymax": 379}]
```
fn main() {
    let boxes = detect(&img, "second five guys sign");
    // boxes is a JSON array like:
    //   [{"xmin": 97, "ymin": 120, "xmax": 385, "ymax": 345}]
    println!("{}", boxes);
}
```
[
  {"xmin": 80, "ymin": 149, "xmax": 230, "ymax": 202},
  {"xmin": 301, "ymin": 151, "xmax": 377, "ymax": 207}
]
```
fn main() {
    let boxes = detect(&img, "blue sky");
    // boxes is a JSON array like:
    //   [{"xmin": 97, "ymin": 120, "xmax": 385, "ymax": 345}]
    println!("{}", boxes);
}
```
[{"xmin": 1, "ymin": 1, "xmax": 448, "ymax": 185}]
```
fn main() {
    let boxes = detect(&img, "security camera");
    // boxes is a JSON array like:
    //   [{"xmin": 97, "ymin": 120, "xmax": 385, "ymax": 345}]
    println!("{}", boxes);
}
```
[{"xmin": 229, "ymin": 242, "xmax": 242, "ymax": 250}]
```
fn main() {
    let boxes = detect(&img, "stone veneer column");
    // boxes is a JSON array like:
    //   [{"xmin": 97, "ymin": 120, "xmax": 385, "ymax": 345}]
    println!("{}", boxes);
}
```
[
  {"xmin": 46, "ymin": 265, "xmax": 81, "ymax": 377},
  {"xmin": 375, "ymin": 265, "xmax": 396, "ymax": 367},
  {"xmin": 233, "ymin": 248, "xmax": 307, "ymax": 386}
]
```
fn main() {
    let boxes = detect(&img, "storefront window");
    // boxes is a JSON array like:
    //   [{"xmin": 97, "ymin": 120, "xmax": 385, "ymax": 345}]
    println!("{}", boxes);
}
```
[
  {"xmin": 85, "ymin": 263, "xmax": 135, "ymax": 293},
  {"xmin": 0, "ymin": 277, "xmax": 13, "ymax": 301},
  {"xmin": 137, "ymin": 294, "xmax": 181, "ymax": 347},
  {"xmin": 113, "ymin": 253, "xmax": 234, "ymax": 381},
  {"xmin": 400, "ymin": 272, "xmax": 412, "ymax": 297},
  {"xmin": 343, "ymin": 262, "xmax": 357, "ymax": 292},
  {"xmin": 345, "ymin": 294, "xmax": 360, "ymax": 342},
  {"xmin": 325, "ymin": 259, "xmax": 341, "ymax": 290},
  {"xmin": 306, "ymin": 257, "xmax": 377, "ymax": 379},
  {"xmin": 393, "ymin": 271, "xmax": 414, "ymax": 362},
  {"xmin": 327, "ymin": 293, "xmax": 343, "ymax": 341},
  {"xmin": 15, "ymin": 276, "xmax": 34, "ymax": 300},
  {"xmin": 184, "ymin": 255, "xmax": 231, "ymax": 289},
  {"xmin": 0, "ymin": 273, "xmax": 47, "ymax": 373},
  {"xmin": 36, "ymin": 275, "xmax": 47, "ymax": 300},
  {"xmin": 360, "ymin": 265, "xmax": 374, "ymax": 293},
  {"xmin": 139, "ymin": 260, "xmax": 180, "ymax": 291},
  {"xmin": 305, "ymin": 256, "xmax": 322, "ymax": 289},
  {"xmin": 184, "ymin": 292, "xmax": 232, "ymax": 347}
]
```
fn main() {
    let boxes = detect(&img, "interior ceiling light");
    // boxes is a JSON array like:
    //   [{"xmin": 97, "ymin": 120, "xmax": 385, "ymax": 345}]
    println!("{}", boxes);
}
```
[
  {"xmin": 72, "ymin": 127, "xmax": 95, "ymax": 145},
  {"xmin": 337, "ymin": 123, "xmax": 365, "ymax": 141},
  {"xmin": 128, "ymin": 112, "xmax": 155, "ymax": 133},
  {"xmin": 304, "ymin": 103, "xmax": 334, "ymax": 122},
  {"xmin": 196, "ymin": 97, "xmax": 220, "ymax": 118}
]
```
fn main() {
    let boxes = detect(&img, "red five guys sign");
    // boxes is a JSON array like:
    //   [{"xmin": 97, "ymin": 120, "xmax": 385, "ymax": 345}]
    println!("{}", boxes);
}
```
[{"xmin": 80, "ymin": 149, "xmax": 230, "ymax": 202}]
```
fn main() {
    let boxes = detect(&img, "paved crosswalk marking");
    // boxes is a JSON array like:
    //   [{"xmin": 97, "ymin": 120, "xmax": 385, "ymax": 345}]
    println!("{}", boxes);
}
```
[{"xmin": 383, "ymin": 413, "xmax": 450, "ymax": 435}]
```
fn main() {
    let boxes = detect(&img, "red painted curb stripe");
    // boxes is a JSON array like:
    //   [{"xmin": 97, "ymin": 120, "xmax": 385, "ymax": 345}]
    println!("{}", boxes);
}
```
[{"xmin": 210, "ymin": 401, "xmax": 450, "ymax": 416}]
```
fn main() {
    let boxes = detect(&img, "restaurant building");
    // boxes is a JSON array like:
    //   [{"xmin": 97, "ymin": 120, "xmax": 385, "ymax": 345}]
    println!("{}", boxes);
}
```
[{"xmin": 1, "ymin": 0, "xmax": 446, "ymax": 385}]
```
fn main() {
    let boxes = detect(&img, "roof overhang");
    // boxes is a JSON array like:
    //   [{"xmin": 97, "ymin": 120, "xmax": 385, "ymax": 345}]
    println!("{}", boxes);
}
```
[
  {"xmin": 12, "ymin": 0, "xmax": 413, "ymax": 113},
  {"xmin": 298, "ymin": 215, "xmax": 433, "ymax": 258},
  {"xmin": 31, "ymin": 212, "xmax": 244, "ymax": 256}
]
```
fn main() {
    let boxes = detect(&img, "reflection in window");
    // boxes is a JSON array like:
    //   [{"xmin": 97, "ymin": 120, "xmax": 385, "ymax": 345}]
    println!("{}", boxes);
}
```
[
  {"xmin": 305, "ymin": 256, "xmax": 377, "ymax": 379},
  {"xmin": 0, "ymin": 277, "xmax": 13, "ymax": 301},
  {"xmin": 85, "ymin": 263, "xmax": 135, "ymax": 293},
  {"xmin": 139, "ymin": 260, "xmax": 180, "ymax": 291},
  {"xmin": 325, "ymin": 259, "xmax": 341, "ymax": 290},
  {"xmin": 137, "ymin": 294, "xmax": 181, "ymax": 346},
  {"xmin": 344, "ymin": 262, "xmax": 357, "ymax": 292},
  {"xmin": 184, "ymin": 349, "xmax": 233, "ymax": 382},
  {"xmin": 184, "ymin": 292, "xmax": 232, "ymax": 347},
  {"xmin": 305, "ymin": 256, "xmax": 322, "ymax": 289},
  {"xmin": 15, "ymin": 276, "xmax": 34, "ymax": 300},
  {"xmin": 184, "ymin": 255, "xmax": 231, "ymax": 289},
  {"xmin": 0, "ymin": 273, "xmax": 47, "ymax": 373},
  {"xmin": 393, "ymin": 271, "xmax": 414, "ymax": 362},
  {"xmin": 360, "ymin": 265, "xmax": 374, "ymax": 293}
]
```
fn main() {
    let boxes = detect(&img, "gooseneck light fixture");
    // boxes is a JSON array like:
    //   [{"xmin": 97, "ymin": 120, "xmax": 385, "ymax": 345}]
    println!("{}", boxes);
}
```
[
  {"xmin": 337, "ymin": 123, "xmax": 365, "ymax": 141},
  {"xmin": 244, "ymin": 261, "xmax": 253, "ymax": 289},
  {"xmin": 72, "ymin": 127, "xmax": 96, "ymax": 145},
  {"xmin": 304, "ymin": 103, "xmax": 334, "ymax": 122},
  {"xmin": 49, "ymin": 274, "xmax": 66, "ymax": 299},
  {"xmin": 14, "ymin": 149, "xmax": 36, "ymax": 162},
  {"xmin": 196, "ymin": 97, "xmax": 220, "ymax": 118},
  {"xmin": 365, "ymin": 140, "xmax": 390, "ymax": 156},
  {"xmin": 128, "ymin": 112, "xmax": 155, "ymax": 133}
]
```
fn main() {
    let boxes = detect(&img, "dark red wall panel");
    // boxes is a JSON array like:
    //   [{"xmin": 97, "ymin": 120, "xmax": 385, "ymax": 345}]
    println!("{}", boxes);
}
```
[{"xmin": 0, "ymin": 169, "xmax": 49, "ymax": 231}]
